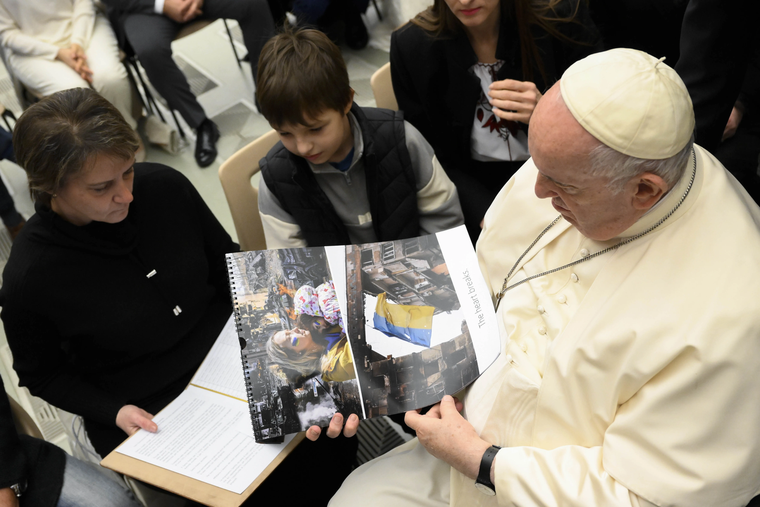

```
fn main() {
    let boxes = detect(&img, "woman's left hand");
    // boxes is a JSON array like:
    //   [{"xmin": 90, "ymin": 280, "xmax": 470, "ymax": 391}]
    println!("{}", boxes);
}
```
[
  {"xmin": 488, "ymin": 79, "xmax": 542, "ymax": 124},
  {"xmin": 305, "ymin": 412, "xmax": 360, "ymax": 441}
]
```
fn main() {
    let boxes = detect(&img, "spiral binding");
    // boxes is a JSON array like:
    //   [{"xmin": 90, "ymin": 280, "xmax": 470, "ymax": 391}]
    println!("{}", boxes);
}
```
[{"xmin": 225, "ymin": 253, "xmax": 259, "ymax": 437}]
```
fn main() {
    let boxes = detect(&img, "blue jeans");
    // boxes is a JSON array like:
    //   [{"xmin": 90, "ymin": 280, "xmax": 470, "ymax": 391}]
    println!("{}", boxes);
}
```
[{"xmin": 57, "ymin": 453, "xmax": 142, "ymax": 507}]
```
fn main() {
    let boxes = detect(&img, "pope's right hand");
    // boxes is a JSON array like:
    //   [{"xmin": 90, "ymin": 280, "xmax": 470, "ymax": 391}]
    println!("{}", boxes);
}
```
[{"xmin": 116, "ymin": 404, "xmax": 158, "ymax": 436}]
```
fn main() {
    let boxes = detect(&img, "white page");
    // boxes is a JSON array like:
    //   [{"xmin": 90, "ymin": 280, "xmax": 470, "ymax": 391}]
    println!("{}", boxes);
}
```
[
  {"xmin": 117, "ymin": 385, "xmax": 294, "ymax": 494},
  {"xmin": 436, "ymin": 227, "xmax": 500, "ymax": 371},
  {"xmin": 189, "ymin": 314, "xmax": 247, "ymax": 401}
]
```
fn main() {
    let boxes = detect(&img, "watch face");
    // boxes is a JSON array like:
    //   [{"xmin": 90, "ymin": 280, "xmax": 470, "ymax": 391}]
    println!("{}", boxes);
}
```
[{"xmin": 475, "ymin": 481, "xmax": 497, "ymax": 496}]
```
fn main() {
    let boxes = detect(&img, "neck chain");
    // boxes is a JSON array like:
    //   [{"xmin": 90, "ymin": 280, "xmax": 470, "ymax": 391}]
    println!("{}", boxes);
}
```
[{"xmin": 495, "ymin": 150, "xmax": 696, "ymax": 310}]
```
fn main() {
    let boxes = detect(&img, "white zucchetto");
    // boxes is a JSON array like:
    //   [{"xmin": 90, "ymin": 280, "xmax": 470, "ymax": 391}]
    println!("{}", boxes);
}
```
[{"xmin": 560, "ymin": 48, "xmax": 695, "ymax": 160}]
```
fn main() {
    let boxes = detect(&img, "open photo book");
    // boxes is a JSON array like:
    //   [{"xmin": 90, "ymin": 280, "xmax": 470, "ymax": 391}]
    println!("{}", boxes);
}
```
[{"xmin": 225, "ymin": 225, "xmax": 500, "ymax": 443}]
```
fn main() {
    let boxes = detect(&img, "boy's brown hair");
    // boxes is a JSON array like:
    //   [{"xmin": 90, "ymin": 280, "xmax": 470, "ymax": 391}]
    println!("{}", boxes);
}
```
[{"xmin": 256, "ymin": 27, "xmax": 352, "ymax": 127}]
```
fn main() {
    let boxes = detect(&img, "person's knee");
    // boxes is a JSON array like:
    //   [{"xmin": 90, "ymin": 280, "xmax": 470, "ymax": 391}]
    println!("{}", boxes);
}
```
[
  {"xmin": 93, "ymin": 69, "xmax": 130, "ymax": 97},
  {"xmin": 130, "ymin": 41, "xmax": 172, "ymax": 73}
]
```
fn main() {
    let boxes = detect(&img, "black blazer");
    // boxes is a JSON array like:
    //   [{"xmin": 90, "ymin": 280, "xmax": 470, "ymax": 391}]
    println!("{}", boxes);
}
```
[
  {"xmin": 389, "ymin": 0, "xmax": 602, "ymax": 177},
  {"xmin": 675, "ymin": 0, "xmax": 760, "ymax": 152}
]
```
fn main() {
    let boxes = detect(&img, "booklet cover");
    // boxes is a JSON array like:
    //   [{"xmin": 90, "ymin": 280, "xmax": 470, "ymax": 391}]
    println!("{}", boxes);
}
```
[{"xmin": 225, "ymin": 226, "xmax": 499, "ymax": 442}]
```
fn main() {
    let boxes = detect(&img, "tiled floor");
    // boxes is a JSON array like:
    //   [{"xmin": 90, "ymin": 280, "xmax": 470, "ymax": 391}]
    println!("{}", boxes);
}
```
[{"xmin": 0, "ymin": 9, "xmax": 392, "ymax": 397}]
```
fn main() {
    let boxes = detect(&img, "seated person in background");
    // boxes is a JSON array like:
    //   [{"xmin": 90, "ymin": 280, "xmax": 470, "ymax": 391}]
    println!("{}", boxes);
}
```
[
  {"xmin": 289, "ymin": 0, "xmax": 370, "ymax": 50},
  {"xmin": 0, "ymin": 87, "xmax": 239, "ymax": 459},
  {"xmin": 0, "ymin": 0, "xmax": 141, "ymax": 155},
  {"xmin": 100, "ymin": 0, "xmax": 276, "ymax": 168},
  {"xmin": 390, "ymin": 0, "xmax": 601, "ymax": 243},
  {"xmin": 330, "ymin": 49, "xmax": 760, "ymax": 507},
  {"xmin": 0, "ymin": 374, "xmax": 142, "ymax": 507},
  {"xmin": 256, "ymin": 28, "xmax": 464, "ymax": 249}
]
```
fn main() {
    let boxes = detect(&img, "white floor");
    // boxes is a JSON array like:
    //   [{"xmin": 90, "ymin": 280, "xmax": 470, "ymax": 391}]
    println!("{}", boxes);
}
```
[{"xmin": 0, "ymin": 6, "xmax": 398, "ymax": 403}]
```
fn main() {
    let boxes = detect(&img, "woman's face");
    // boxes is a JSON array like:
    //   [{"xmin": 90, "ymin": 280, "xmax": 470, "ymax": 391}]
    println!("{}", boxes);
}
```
[
  {"xmin": 444, "ymin": 0, "xmax": 500, "ymax": 30},
  {"xmin": 51, "ymin": 153, "xmax": 135, "ymax": 226},
  {"xmin": 272, "ymin": 328, "xmax": 324, "ymax": 355}
]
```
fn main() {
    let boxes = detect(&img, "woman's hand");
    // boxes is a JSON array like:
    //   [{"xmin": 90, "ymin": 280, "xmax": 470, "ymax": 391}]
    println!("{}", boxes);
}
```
[
  {"xmin": 0, "ymin": 487, "xmax": 18, "ymax": 507},
  {"xmin": 56, "ymin": 45, "xmax": 92, "ymax": 83},
  {"xmin": 116, "ymin": 404, "xmax": 158, "ymax": 436},
  {"xmin": 488, "ymin": 79, "xmax": 542, "ymax": 124},
  {"xmin": 305, "ymin": 412, "xmax": 359, "ymax": 441},
  {"xmin": 722, "ymin": 105, "xmax": 743, "ymax": 141}
]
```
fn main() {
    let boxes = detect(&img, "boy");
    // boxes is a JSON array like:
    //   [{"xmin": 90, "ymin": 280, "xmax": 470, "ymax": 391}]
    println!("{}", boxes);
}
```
[{"xmin": 256, "ymin": 28, "xmax": 463, "ymax": 248}]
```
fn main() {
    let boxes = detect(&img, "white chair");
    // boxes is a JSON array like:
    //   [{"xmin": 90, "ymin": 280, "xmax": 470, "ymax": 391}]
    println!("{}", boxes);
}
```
[
  {"xmin": 218, "ymin": 129, "xmax": 280, "ymax": 251},
  {"xmin": 370, "ymin": 62, "xmax": 398, "ymax": 111}
]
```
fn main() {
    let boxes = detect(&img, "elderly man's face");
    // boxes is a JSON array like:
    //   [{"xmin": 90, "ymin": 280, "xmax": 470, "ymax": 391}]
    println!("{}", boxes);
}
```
[{"xmin": 529, "ymin": 85, "xmax": 642, "ymax": 241}]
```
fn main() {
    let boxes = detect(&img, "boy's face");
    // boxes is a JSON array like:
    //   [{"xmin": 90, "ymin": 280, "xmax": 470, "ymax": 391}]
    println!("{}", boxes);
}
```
[{"xmin": 273, "ymin": 99, "xmax": 354, "ymax": 166}]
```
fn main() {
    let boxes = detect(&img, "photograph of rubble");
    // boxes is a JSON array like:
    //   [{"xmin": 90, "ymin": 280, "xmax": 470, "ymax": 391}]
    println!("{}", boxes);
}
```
[
  {"xmin": 344, "ymin": 233, "xmax": 481, "ymax": 418},
  {"xmin": 227, "ymin": 247, "xmax": 362, "ymax": 442}
]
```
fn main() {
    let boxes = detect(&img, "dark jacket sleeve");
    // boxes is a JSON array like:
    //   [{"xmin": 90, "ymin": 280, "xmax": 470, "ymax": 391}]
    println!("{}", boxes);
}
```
[
  {"xmin": 390, "ymin": 27, "xmax": 435, "ymax": 159},
  {"xmin": 736, "ymin": 39, "xmax": 760, "ymax": 116},
  {"xmin": 100, "ymin": 0, "xmax": 156, "ymax": 15},
  {"xmin": 0, "ymin": 375, "xmax": 26, "ymax": 490},
  {"xmin": 675, "ymin": 0, "xmax": 759, "ymax": 152}
]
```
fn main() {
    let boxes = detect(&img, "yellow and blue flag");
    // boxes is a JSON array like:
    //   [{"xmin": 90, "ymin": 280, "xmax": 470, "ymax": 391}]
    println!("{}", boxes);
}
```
[{"xmin": 372, "ymin": 292, "xmax": 435, "ymax": 347}]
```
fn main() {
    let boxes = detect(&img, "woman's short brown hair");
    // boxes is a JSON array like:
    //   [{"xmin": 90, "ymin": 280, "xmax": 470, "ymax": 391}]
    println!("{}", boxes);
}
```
[
  {"xmin": 256, "ymin": 27, "xmax": 352, "ymax": 128},
  {"xmin": 13, "ymin": 87, "xmax": 139, "ymax": 205}
]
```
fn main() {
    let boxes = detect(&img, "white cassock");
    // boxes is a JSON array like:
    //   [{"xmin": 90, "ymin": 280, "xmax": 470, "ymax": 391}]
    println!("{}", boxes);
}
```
[{"xmin": 330, "ymin": 145, "xmax": 760, "ymax": 507}]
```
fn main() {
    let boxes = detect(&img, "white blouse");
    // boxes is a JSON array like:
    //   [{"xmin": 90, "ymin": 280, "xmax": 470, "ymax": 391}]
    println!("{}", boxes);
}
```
[{"xmin": 469, "ymin": 61, "xmax": 530, "ymax": 163}]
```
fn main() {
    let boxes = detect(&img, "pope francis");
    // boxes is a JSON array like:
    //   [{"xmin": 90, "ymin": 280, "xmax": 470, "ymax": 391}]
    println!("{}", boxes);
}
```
[{"xmin": 328, "ymin": 49, "xmax": 760, "ymax": 506}]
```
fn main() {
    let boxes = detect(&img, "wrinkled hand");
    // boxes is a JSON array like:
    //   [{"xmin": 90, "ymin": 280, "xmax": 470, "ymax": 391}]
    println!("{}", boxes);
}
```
[
  {"xmin": 488, "ymin": 79, "xmax": 542, "ymax": 124},
  {"xmin": 405, "ymin": 395, "xmax": 491, "ymax": 480},
  {"xmin": 0, "ymin": 488, "xmax": 18, "ymax": 507},
  {"xmin": 305, "ymin": 412, "xmax": 359, "ymax": 441},
  {"xmin": 116, "ymin": 404, "xmax": 158, "ymax": 436},
  {"xmin": 57, "ymin": 45, "xmax": 92, "ymax": 83},
  {"xmin": 163, "ymin": 0, "xmax": 202, "ymax": 23},
  {"xmin": 722, "ymin": 105, "xmax": 744, "ymax": 141}
]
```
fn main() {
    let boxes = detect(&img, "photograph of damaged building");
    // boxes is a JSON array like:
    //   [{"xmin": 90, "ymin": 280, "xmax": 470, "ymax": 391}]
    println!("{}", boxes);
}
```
[
  {"xmin": 227, "ymin": 247, "xmax": 362, "ymax": 441},
  {"xmin": 345, "ymin": 234, "xmax": 480, "ymax": 418}
]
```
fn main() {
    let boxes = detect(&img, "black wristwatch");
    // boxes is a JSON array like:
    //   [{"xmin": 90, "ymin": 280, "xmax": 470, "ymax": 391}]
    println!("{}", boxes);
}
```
[
  {"xmin": 10, "ymin": 478, "xmax": 27, "ymax": 498},
  {"xmin": 474, "ymin": 445, "xmax": 501, "ymax": 495}
]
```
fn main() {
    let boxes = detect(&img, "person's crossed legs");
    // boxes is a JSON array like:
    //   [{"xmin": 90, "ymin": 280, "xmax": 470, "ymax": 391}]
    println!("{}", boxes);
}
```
[{"xmin": 124, "ymin": 0, "xmax": 275, "ymax": 168}]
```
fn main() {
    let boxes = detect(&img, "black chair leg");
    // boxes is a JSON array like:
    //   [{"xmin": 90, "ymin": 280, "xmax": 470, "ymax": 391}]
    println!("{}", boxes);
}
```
[
  {"xmin": 371, "ymin": 0, "xmax": 382, "ymax": 21},
  {"xmin": 169, "ymin": 109, "xmax": 186, "ymax": 139},
  {"xmin": 223, "ymin": 20, "xmax": 244, "ymax": 69}
]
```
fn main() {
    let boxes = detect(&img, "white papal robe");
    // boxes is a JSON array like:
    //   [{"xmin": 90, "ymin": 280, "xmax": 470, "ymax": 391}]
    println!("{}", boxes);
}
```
[{"xmin": 330, "ymin": 145, "xmax": 760, "ymax": 507}]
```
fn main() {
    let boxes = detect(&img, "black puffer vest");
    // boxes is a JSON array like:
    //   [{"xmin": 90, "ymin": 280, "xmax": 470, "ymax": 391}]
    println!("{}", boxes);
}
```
[{"xmin": 260, "ymin": 103, "xmax": 420, "ymax": 246}]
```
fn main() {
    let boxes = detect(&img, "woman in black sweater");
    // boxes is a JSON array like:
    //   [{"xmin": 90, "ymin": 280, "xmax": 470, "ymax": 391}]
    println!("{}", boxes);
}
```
[
  {"xmin": 0, "ymin": 88, "xmax": 239, "ymax": 457},
  {"xmin": 390, "ymin": 0, "xmax": 601, "ymax": 242}
]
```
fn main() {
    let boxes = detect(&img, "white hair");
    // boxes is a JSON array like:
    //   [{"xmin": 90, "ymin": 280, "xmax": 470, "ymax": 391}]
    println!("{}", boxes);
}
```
[{"xmin": 588, "ymin": 133, "xmax": 695, "ymax": 192}]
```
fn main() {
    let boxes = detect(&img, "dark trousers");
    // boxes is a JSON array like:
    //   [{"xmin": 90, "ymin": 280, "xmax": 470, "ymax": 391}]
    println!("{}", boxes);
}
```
[{"xmin": 123, "ymin": 0, "xmax": 275, "ymax": 128}]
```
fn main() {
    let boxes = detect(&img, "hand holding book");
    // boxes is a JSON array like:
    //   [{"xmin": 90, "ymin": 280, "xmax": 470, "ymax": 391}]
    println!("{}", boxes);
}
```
[{"xmin": 305, "ymin": 412, "xmax": 360, "ymax": 441}]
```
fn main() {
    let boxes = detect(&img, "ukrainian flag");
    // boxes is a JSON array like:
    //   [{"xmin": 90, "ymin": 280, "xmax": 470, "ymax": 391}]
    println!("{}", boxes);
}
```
[{"xmin": 372, "ymin": 292, "xmax": 435, "ymax": 347}]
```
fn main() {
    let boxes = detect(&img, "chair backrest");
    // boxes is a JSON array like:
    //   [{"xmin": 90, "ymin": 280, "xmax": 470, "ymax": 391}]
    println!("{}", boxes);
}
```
[
  {"xmin": 371, "ymin": 62, "xmax": 398, "ymax": 111},
  {"xmin": 218, "ymin": 129, "xmax": 280, "ymax": 251},
  {"xmin": 8, "ymin": 395, "xmax": 44, "ymax": 440}
]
